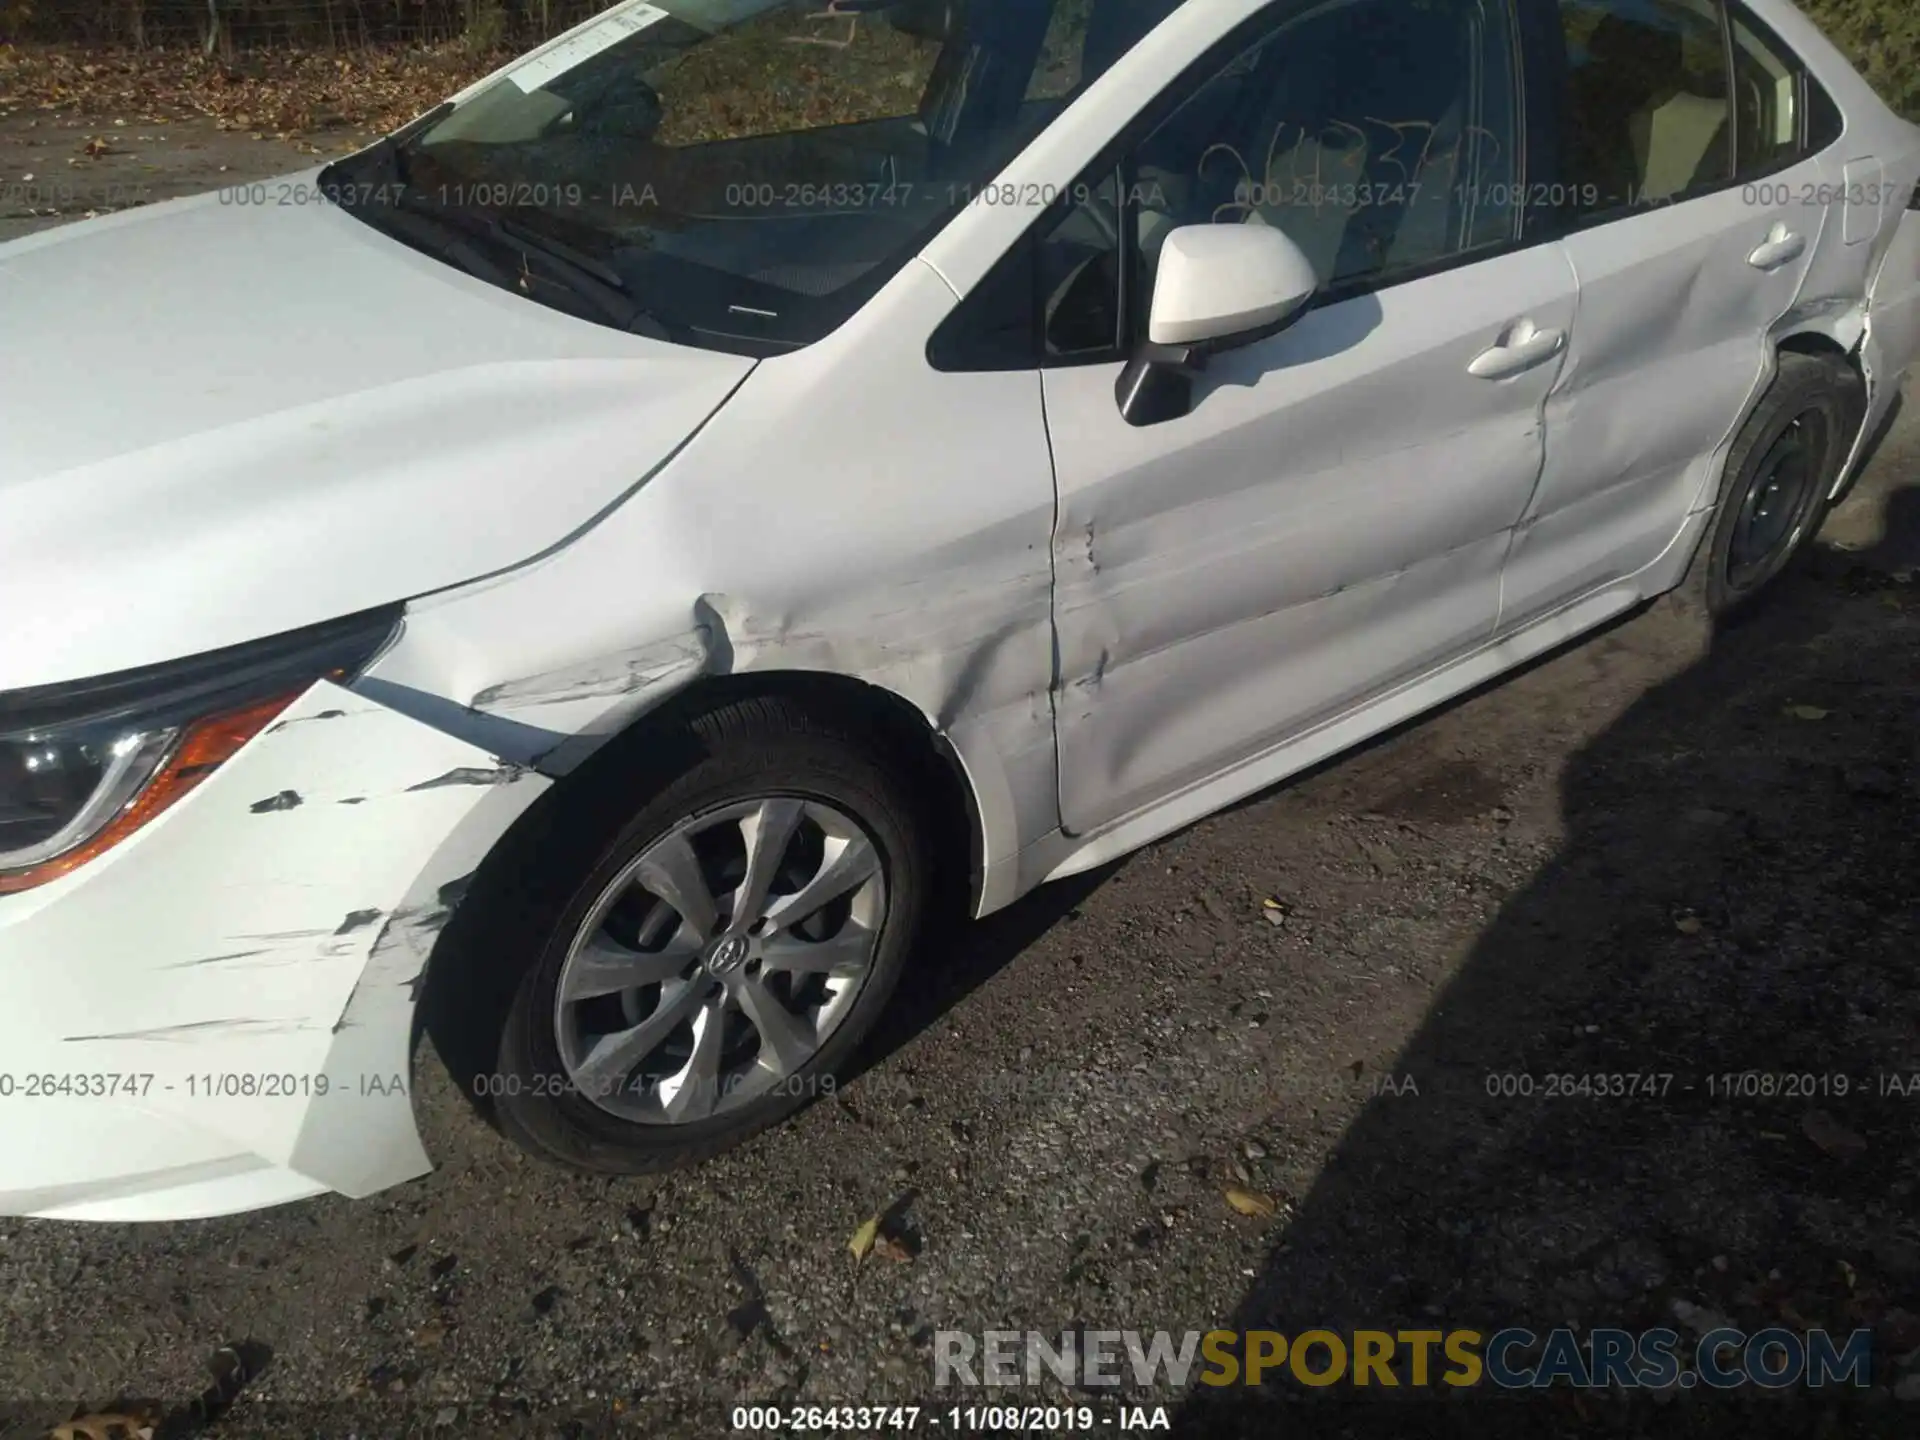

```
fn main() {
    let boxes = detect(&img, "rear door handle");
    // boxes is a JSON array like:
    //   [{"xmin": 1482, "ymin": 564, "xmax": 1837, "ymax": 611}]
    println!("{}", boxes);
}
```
[
  {"xmin": 1469, "ymin": 321, "xmax": 1567, "ymax": 380},
  {"xmin": 1749, "ymin": 222, "xmax": 1807, "ymax": 271}
]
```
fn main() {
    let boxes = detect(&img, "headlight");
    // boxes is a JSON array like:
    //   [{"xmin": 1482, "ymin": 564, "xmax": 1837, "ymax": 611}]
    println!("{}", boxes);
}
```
[{"xmin": 0, "ymin": 606, "xmax": 403, "ymax": 894}]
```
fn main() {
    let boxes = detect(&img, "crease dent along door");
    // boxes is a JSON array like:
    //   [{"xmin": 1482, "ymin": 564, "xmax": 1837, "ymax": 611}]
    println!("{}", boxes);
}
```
[
  {"xmin": 1500, "ymin": 0, "xmax": 1831, "ymax": 629},
  {"xmin": 1044, "ymin": 0, "xmax": 1577, "ymax": 839},
  {"xmin": 1046, "ymin": 246, "xmax": 1578, "ymax": 837}
]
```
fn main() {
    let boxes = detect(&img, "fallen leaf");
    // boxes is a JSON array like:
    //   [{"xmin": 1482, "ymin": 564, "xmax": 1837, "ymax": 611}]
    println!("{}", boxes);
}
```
[
  {"xmin": 848, "ymin": 1215, "xmax": 878, "ymax": 1263},
  {"xmin": 1838, "ymin": 1258, "xmax": 1856, "ymax": 1291},
  {"xmin": 1260, "ymin": 896, "xmax": 1288, "ymax": 928},
  {"xmin": 1784, "ymin": 704, "xmax": 1830, "ymax": 721},
  {"xmin": 1223, "ymin": 1185, "xmax": 1278, "ymax": 1219},
  {"xmin": 1801, "ymin": 1109, "xmax": 1867, "ymax": 1159}
]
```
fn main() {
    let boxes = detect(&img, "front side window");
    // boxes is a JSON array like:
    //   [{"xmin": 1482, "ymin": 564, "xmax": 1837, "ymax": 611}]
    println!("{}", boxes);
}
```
[
  {"xmin": 322, "ymin": 0, "xmax": 1187, "ymax": 353},
  {"xmin": 1555, "ymin": 0, "xmax": 1733, "ymax": 219},
  {"xmin": 1127, "ymin": 0, "xmax": 1521, "ymax": 310},
  {"xmin": 1015, "ymin": 0, "xmax": 1521, "ymax": 363}
]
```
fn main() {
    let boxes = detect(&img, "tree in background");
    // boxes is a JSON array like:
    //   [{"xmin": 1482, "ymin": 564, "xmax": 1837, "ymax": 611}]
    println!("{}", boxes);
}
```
[{"xmin": 1803, "ymin": 0, "xmax": 1918, "ymax": 120}]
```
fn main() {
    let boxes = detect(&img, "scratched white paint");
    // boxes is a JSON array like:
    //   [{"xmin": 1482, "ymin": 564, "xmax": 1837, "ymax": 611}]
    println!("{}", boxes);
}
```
[
  {"xmin": 0, "ymin": 682, "xmax": 548, "ymax": 1219},
  {"xmin": 370, "ymin": 257, "xmax": 1063, "ymax": 915}
]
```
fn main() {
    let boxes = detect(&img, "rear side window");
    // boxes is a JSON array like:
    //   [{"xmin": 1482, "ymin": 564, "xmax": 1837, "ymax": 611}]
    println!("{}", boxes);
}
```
[
  {"xmin": 1727, "ymin": 1, "xmax": 1841, "ymax": 175},
  {"xmin": 1544, "ymin": 0, "xmax": 1840, "ymax": 229},
  {"xmin": 1556, "ymin": 0, "xmax": 1733, "ymax": 216}
]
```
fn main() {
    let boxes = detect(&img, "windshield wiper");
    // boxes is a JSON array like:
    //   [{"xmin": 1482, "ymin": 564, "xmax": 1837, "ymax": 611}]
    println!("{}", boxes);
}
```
[
  {"xmin": 367, "ymin": 195, "xmax": 518, "ymax": 290},
  {"xmin": 381, "ymin": 192, "xmax": 644, "ymax": 332},
  {"xmin": 495, "ymin": 210, "xmax": 679, "ymax": 341},
  {"xmin": 329, "ymin": 139, "xmax": 670, "ymax": 336},
  {"xmin": 496, "ymin": 214, "xmax": 632, "ymax": 301}
]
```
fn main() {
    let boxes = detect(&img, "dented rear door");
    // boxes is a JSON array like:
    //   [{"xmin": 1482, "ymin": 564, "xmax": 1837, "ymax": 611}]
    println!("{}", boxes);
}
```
[{"xmin": 1498, "ymin": 0, "xmax": 1831, "ymax": 631}]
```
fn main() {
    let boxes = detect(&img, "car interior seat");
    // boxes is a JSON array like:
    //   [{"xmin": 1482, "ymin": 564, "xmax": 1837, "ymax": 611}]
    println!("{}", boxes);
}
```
[
  {"xmin": 1233, "ymin": 1, "xmax": 1478, "ymax": 286},
  {"xmin": 1570, "ymin": 12, "xmax": 1730, "ymax": 208}
]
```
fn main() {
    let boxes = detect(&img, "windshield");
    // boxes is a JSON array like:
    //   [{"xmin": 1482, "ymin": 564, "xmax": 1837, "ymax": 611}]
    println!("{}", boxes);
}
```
[{"xmin": 323, "ymin": 0, "xmax": 1187, "ymax": 353}]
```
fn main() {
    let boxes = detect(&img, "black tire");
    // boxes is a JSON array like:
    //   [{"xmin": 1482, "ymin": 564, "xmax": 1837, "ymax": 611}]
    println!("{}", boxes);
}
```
[
  {"xmin": 1673, "ymin": 351, "xmax": 1863, "ymax": 619},
  {"xmin": 490, "ymin": 693, "xmax": 933, "ymax": 1175}
]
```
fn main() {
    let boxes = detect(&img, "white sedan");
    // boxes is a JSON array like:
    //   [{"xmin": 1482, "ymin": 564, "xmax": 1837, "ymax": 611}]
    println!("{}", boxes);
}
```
[{"xmin": 1, "ymin": 0, "xmax": 1916, "ymax": 1219}]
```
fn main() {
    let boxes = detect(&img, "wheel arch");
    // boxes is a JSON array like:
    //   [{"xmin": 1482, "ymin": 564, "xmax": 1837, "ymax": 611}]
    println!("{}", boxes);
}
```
[
  {"xmin": 1772, "ymin": 329, "xmax": 1871, "ymax": 500},
  {"xmin": 604, "ymin": 669, "xmax": 986, "ymax": 911},
  {"xmin": 410, "ymin": 666, "xmax": 991, "ymax": 1127},
  {"xmin": 443, "ymin": 668, "xmax": 988, "ymax": 955}
]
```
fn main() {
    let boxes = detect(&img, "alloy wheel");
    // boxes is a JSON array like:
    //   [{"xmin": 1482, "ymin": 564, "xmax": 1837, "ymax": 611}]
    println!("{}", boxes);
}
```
[{"xmin": 552, "ymin": 796, "xmax": 886, "ymax": 1124}]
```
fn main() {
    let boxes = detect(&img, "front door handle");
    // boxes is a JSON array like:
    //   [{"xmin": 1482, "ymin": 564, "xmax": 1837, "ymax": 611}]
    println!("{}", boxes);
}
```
[
  {"xmin": 1469, "ymin": 320, "xmax": 1567, "ymax": 380},
  {"xmin": 1749, "ymin": 222, "xmax": 1807, "ymax": 271}
]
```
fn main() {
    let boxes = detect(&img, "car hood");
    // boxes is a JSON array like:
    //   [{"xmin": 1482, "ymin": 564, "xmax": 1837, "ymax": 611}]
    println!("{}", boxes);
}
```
[{"xmin": 0, "ymin": 170, "xmax": 755, "ymax": 690}]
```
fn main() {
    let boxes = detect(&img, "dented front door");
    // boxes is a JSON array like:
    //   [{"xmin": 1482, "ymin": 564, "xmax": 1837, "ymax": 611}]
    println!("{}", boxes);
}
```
[{"xmin": 1043, "ymin": 244, "xmax": 1579, "ymax": 837}]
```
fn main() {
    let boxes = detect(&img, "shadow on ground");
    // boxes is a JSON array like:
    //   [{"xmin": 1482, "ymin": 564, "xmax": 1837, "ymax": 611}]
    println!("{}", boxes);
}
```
[{"xmin": 1173, "ymin": 483, "xmax": 1920, "ymax": 1435}]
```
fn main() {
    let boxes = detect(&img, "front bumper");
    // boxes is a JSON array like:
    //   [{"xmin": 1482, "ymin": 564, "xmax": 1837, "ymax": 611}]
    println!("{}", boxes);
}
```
[{"xmin": 0, "ymin": 680, "xmax": 547, "ymax": 1220}]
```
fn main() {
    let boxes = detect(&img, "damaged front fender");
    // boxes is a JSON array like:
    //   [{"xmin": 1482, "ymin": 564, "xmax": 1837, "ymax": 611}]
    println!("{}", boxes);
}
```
[{"xmin": 0, "ymin": 680, "xmax": 548, "ymax": 1220}]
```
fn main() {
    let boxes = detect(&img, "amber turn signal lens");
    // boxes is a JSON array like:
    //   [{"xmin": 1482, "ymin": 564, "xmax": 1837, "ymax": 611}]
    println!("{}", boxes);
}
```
[{"xmin": 0, "ymin": 690, "xmax": 301, "ymax": 895}]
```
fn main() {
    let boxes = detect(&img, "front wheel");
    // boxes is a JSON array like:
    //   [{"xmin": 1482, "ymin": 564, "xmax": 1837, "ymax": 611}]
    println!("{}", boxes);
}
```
[{"xmin": 492, "ymin": 694, "xmax": 933, "ymax": 1175}]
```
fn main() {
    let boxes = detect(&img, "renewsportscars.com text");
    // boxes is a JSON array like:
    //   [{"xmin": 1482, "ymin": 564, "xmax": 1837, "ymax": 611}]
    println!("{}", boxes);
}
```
[{"xmin": 934, "ymin": 1326, "xmax": 1873, "ymax": 1391}]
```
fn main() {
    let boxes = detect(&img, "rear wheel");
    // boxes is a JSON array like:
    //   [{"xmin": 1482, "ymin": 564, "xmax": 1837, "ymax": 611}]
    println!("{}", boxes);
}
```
[
  {"xmin": 492, "ymin": 694, "xmax": 932, "ymax": 1174},
  {"xmin": 1674, "ymin": 351, "xmax": 1862, "ymax": 618}
]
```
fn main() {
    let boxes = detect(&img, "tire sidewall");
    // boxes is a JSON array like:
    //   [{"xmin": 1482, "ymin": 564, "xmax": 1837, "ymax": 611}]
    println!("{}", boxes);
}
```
[
  {"xmin": 1697, "ymin": 356, "xmax": 1857, "ymax": 616},
  {"xmin": 495, "ymin": 726, "xmax": 926, "ymax": 1174}
]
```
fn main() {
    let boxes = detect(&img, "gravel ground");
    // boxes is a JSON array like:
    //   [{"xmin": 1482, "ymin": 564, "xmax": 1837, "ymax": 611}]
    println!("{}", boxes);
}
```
[{"xmin": 1, "ymin": 123, "xmax": 1917, "ymax": 1440}]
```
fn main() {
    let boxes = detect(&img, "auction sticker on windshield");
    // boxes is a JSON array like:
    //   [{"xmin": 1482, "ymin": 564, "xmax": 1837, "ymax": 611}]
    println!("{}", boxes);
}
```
[{"xmin": 506, "ymin": 0, "xmax": 671, "ymax": 93}]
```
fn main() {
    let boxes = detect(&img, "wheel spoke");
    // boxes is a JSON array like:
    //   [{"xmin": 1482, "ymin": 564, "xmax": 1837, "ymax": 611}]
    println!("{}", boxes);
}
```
[
  {"xmin": 634, "ymin": 831, "xmax": 718, "ymax": 942},
  {"xmin": 554, "ymin": 795, "xmax": 887, "ymax": 1126},
  {"xmin": 735, "ymin": 976, "xmax": 816, "ymax": 1076},
  {"xmin": 570, "ymin": 978, "xmax": 708, "ymax": 1099},
  {"xmin": 760, "ymin": 925, "xmax": 875, "ymax": 980},
  {"xmin": 560, "ymin": 931, "xmax": 700, "ymax": 1002},
  {"xmin": 763, "ymin": 834, "xmax": 879, "ymax": 931},
  {"xmin": 661, "ymin": 994, "xmax": 727, "ymax": 1122},
  {"xmin": 729, "ymin": 798, "xmax": 805, "ymax": 935}
]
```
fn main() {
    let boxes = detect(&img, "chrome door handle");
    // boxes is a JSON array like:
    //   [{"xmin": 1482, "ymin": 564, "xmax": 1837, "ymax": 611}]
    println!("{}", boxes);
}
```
[
  {"xmin": 1749, "ymin": 223, "xmax": 1807, "ymax": 271},
  {"xmin": 1469, "ymin": 322, "xmax": 1567, "ymax": 380}
]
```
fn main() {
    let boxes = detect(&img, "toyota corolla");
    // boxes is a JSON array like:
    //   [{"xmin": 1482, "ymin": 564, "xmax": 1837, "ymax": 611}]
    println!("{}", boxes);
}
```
[{"xmin": 2, "ymin": 0, "xmax": 1916, "ymax": 1219}]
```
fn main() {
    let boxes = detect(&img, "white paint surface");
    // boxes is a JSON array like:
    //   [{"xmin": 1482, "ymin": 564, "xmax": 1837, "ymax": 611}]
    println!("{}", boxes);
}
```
[{"xmin": 1, "ymin": 0, "xmax": 1917, "ymax": 1219}]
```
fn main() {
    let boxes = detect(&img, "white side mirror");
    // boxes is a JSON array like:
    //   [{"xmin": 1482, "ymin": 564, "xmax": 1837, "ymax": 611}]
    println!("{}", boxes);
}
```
[{"xmin": 1146, "ymin": 223, "xmax": 1319, "ymax": 348}]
